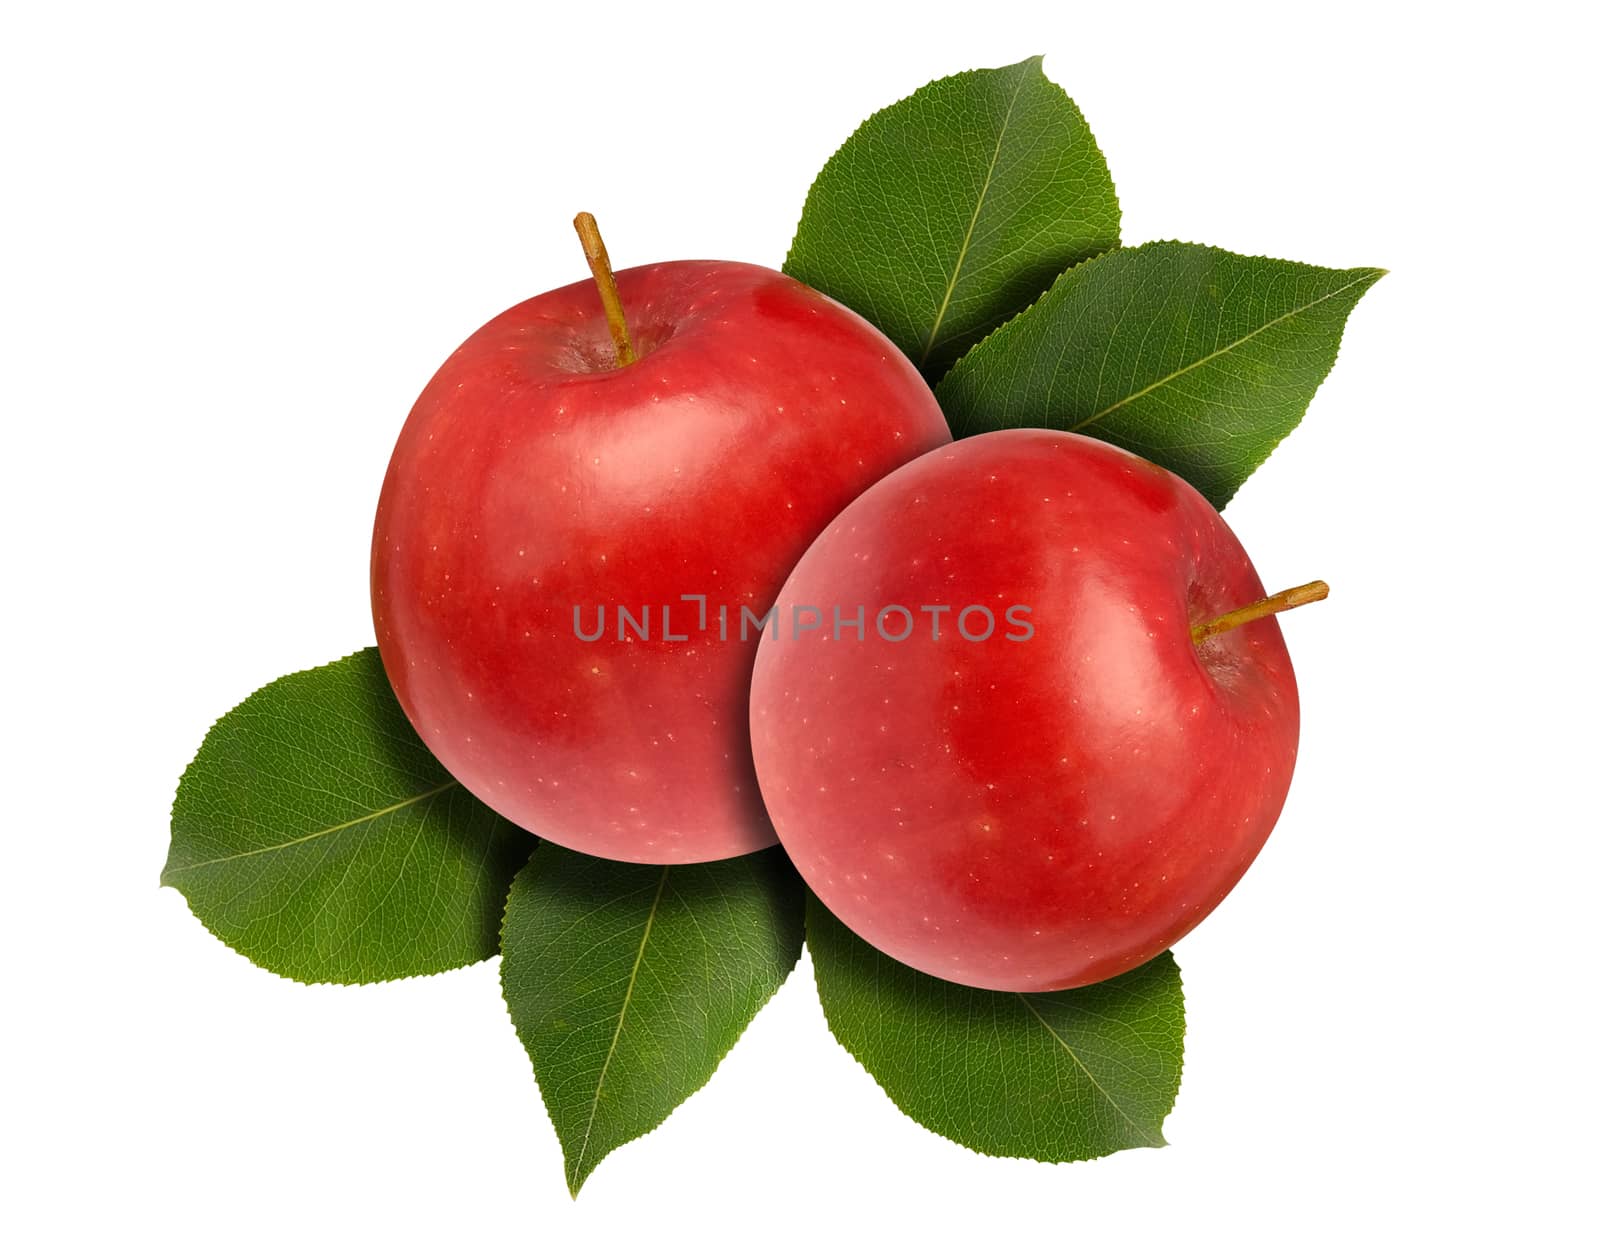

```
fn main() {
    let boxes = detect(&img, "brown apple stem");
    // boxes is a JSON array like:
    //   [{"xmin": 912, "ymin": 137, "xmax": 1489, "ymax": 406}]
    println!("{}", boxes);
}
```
[
  {"xmin": 573, "ymin": 211, "xmax": 636, "ymax": 366},
  {"xmin": 1191, "ymin": 580, "xmax": 1329, "ymax": 644}
]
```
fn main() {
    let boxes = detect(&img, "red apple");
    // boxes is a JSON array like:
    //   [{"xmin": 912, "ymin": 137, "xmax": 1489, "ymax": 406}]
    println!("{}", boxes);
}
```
[
  {"xmin": 372, "ymin": 219, "xmax": 951, "ymax": 863},
  {"xmin": 750, "ymin": 429, "xmax": 1321, "ymax": 990}
]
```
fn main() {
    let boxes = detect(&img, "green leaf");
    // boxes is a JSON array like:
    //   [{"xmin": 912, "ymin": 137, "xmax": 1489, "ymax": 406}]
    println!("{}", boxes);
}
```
[
  {"xmin": 501, "ymin": 845, "xmax": 805, "ymax": 1195},
  {"xmin": 936, "ymin": 241, "xmax": 1385, "ymax": 507},
  {"xmin": 162, "ymin": 649, "xmax": 534, "ymax": 984},
  {"xmin": 785, "ymin": 56, "xmax": 1119, "ymax": 381},
  {"xmin": 807, "ymin": 897, "xmax": 1184, "ymax": 1162}
]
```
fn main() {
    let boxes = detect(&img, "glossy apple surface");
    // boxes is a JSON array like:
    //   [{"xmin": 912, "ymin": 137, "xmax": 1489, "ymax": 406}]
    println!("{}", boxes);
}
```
[
  {"xmin": 373, "ymin": 260, "xmax": 950, "ymax": 862},
  {"xmin": 749, "ymin": 429, "xmax": 1301, "ymax": 990}
]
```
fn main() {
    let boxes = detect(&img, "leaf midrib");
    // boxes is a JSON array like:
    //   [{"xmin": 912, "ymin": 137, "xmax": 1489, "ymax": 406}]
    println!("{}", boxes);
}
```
[
  {"xmin": 161, "ymin": 780, "xmax": 457, "ymax": 876},
  {"xmin": 1066, "ymin": 271, "xmax": 1382, "ymax": 433},
  {"xmin": 1016, "ymin": 993, "xmax": 1165, "ymax": 1147},
  {"xmin": 569, "ymin": 866, "xmax": 671, "ymax": 1191},
  {"xmin": 918, "ymin": 69, "xmax": 1030, "ymax": 366}
]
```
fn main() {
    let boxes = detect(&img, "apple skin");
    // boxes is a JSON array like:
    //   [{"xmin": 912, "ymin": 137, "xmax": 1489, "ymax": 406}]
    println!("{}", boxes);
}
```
[
  {"xmin": 372, "ymin": 260, "xmax": 951, "ymax": 863},
  {"xmin": 749, "ymin": 429, "xmax": 1300, "ymax": 991}
]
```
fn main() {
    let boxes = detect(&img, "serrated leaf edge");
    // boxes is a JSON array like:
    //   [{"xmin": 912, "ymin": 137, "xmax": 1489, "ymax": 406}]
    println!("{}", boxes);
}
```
[
  {"xmin": 784, "ymin": 53, "xmax": 1122, "ymax": 362},
  {"xmin": 933, "ymin": 242, "xmax": 1126, "ymax": 389},
  {"xmin": 782, "ymin": 58, "xmax": 1043, "ymax": 271},
  {"xmin": 1013, "ymin": 991, "xmax": 1168, "ymax": 1148},
  {"xmin": 160, "ymin": 648, "xmax": 523, "ymax": 987},
  {"xmin": 807, "ymin": 903, "xmax": 1187, "ymax": 1164},
  {"xmin": 940, "ymin": 239, "xmax": 1383, "ymax": 389},
  {"xmin": 566, "ymin": 865, "xmax": 669, "ymax": 1196},
  {"xmin": 935, "ymin": 240, "xmax": 1387, "ymax": 507},
  {"xmin": 917, "ymin": 59, "xmax": 1122, "ymax": 369},
  {"xmin": 497, "ymin": 856, "xmax": 805, "ymax": 1197}
]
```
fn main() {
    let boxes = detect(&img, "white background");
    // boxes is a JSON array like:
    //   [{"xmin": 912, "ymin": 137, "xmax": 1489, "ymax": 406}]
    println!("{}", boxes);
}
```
[{"xmin": 4, "ymin": 2, "xmax": 1595, "ymax": 1231}]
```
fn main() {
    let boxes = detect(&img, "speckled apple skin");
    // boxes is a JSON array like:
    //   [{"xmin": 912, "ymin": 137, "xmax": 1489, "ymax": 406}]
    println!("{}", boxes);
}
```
[
  {"xmin": 372, "ymin": 260, "xmax": 950, "ymax": 863},
  {"xmin": 750, "ymin": 430, "xmax": 1300, "ymax": 991}
]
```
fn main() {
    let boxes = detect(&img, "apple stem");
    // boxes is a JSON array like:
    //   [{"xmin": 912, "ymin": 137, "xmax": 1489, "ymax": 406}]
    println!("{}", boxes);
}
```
[
  {"xmin": 573, "ymin": 211, "xmax": 636, "ymax": 367},
  {"xmin": 1191, "ymin": 580, "xmax": 1330, "ymax": 644}
]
